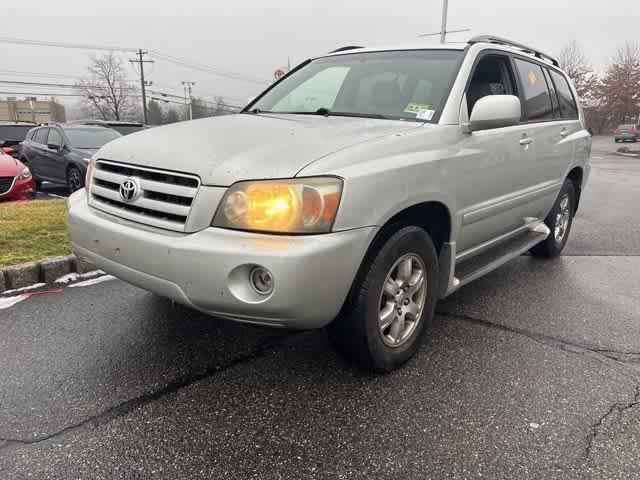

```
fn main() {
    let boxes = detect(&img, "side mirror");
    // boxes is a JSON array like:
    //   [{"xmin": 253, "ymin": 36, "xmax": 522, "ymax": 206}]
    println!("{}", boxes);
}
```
[{"xmin": 468, "ymin": 95, "xmax": 521, "ymax": 132}]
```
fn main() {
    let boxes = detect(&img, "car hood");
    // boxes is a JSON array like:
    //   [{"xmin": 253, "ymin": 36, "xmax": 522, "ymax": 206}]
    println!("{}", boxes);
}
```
[
  {"xmin": 0, "ymin": 153, "xmax": 23, "ymax": 176},
  {"xmin": 95, "ymin": 114, "xmax": 421, "ymax": 185}
]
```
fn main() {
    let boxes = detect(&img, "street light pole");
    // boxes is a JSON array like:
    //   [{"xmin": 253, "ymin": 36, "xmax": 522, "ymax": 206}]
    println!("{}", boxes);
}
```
[
  {"xmin": 440, "ymin": 0, "xmax": 449, "ymax": 44},
  {"xmin": 182, "ymin": 81, "xmax": 195, "ymax": 120}
]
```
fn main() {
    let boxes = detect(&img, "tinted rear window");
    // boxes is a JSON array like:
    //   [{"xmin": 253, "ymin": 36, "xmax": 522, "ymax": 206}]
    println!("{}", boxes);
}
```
[
  {"xmin": 514, "ymin": 59, "xmax": 554, "ymax": 121},
  {"xmin": 34, "ymin": 128, "xmax": 49, "ymax": 145},
  {"xmin": 549, "ymin": 70, "xmax": 579, "ymax": 119},
  {"xmin": 0, "ymin": 125, "xmax": 32, "ymax": 141}
]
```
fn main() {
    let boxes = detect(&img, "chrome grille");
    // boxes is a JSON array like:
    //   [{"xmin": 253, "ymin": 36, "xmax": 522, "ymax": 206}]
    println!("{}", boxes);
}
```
[
  {"xmin": 0, "ymin": 176, "xmax": 15, "ymax": 195},
  {"xmin": 89, "ymin": 160, "xmax": 200, "ymax": 231}
]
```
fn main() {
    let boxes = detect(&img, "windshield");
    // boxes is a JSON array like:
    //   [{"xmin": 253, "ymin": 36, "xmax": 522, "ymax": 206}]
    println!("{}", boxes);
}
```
[
  {"xmin": 63, "ymin": 128, "xmax": 121, "ymax": 149},
  {"xmin": 249, "ymin": 50, "xmax": 463, "ymax": 122}
]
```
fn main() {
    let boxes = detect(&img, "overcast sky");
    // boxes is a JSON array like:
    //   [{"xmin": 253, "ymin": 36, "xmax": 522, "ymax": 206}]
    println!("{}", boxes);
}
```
[{"xmin": 2, "ymin": 0, "xmax": 638, "ymax": 109}]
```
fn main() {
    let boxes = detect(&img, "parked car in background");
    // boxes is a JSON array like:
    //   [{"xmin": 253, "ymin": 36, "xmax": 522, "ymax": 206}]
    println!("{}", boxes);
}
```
[
  {"xmin": 70, "ymin": 120, "xmax": 146, "ymax": 136},
  {"xmin": 68, "ymin": 36, "xmax": 591, "ymax": 372},
  {"xmin": 0, "ymin": 121, "xmax": 37, "ymax": 158},
  {"xmin": 21, "ymin": 124, "xmax": 121, "ymax": 192},
  {"xmin": 614, "ymin": 124, "xmax": 638, "ymax": 142},
  {"xmin": 0, "ymin": 149, "xmax": 35, "ymax": 201}
]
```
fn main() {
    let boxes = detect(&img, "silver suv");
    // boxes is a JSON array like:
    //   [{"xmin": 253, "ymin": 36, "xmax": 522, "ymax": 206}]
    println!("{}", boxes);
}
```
[{"xmin": 68, "ymin": 36, "xmax": 591, "ymax": 372}]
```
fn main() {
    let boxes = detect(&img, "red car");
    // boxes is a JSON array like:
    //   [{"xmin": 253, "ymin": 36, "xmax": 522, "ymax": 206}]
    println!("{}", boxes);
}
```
[{"xmin": 0, "ymin": 150, "xmax": 35, "ymax": 201}]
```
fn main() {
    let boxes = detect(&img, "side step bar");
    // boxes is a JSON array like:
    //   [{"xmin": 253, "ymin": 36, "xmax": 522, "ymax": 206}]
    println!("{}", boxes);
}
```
[{"xmin": 445, "ymin": 221, "xmax": 550, "ymax": 296}]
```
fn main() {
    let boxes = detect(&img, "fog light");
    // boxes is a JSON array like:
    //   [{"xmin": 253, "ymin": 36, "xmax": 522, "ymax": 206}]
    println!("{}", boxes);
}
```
[{"xmin": 249, "ymin": 266, "xmax": 274, "ymax": 295}]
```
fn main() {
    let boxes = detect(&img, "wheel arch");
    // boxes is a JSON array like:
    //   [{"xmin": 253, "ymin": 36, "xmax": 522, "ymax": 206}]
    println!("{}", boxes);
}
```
[{"xmin": 567, "ymin": 166, "xmax": 583, "ymax": 213}]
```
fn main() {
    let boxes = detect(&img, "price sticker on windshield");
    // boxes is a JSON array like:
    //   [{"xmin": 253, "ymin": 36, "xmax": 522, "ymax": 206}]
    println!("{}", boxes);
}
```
[
  {"xmin": 404, "ymin": 102, "xmax": 432, "ymax": 114},
  {"xmin": 416, "ymin": 109, "xmax": 435, "ymax": 121}
]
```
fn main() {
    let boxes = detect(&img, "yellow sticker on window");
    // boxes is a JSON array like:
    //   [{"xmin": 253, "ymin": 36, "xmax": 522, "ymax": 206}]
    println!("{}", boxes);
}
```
[
  {"xmin": 527, "ymin": 70, "xmax": 537, "ymax": 85},
  {"xmin": 404, "ymin": 102, "xmax": 432, "ymax": 114}
]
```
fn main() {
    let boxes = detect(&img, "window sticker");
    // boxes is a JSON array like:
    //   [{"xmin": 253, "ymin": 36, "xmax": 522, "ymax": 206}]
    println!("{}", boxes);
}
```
[
  {"xmin": 404, "ymin": 102, "xmax": 432, "ymax": 114},
  {"xmin": 416, "ymin": 109, "xmax": 435, "ymax": 121},
  {"xmin": 527, "ymin": 70, "xmax": 538, "ymax": 85}
]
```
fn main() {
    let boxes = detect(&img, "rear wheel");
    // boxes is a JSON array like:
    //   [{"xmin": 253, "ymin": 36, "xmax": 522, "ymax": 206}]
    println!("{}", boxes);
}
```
[
  {"xmin": 67, "ymin": 166, "xmax": 83, "ymax": 194},
  {"xmin": 530, "ymin": 180, "xmax": 575, "ymax": 258},
  {"xmin": 328, "ymin": 226, "xmax": 439, "ymax": 372}
]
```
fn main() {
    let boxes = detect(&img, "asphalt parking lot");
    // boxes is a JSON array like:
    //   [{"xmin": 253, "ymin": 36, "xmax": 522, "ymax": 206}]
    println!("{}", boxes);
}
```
[{"xmin": 1, "ymin": 136, "xmax": 639, "ymax": 479}]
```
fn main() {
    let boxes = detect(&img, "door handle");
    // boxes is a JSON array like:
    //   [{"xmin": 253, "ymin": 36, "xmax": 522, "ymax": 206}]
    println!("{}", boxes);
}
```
[
  {"xmin": 560, "ymin": 128, "xmax": 569, "ymax": 137},
  {"xmin": 519, "ymin": 137, "xmax": 533, "ymax": 146}
]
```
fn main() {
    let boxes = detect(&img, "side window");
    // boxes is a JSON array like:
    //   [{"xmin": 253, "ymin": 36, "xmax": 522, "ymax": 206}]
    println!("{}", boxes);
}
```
[
  {"xmin": 549, "ymin": 70, "xmax": 579, "ymax": 119},
  {"xmin": 514, "ymin": 59, "xmax": 554, "ymax": 121},
  {"xmin": 34, "ymin": 128, "xmax": 49, "ymax": 145},
  {"xmin": 466, "ymin": 55, "xmax": 517, "ymax": 115},
  {"xmin": 47, "ymin": 129, "xmax": 63, "ymax": 147}
]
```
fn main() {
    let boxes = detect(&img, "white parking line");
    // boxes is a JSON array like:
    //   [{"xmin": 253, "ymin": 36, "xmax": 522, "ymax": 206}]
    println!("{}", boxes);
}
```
[
  {"xmin": 68, "ymin": 275, "xmax": 116, "ymax": 288},
  {"xmin": 0, "ymin": 295, "xmax": 27, "ymax": 310}
]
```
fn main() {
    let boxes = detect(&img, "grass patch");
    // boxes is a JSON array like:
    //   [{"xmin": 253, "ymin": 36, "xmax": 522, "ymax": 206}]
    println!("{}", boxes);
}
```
[{"xmin": 0, "ymin": 199, "xmax": 71, "ymax": 268}]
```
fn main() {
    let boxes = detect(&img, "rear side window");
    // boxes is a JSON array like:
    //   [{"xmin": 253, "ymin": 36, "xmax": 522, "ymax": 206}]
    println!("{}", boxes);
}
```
[
  {"xmin": 549, "ymin": 70, "xmax": 579, "ymax": 119},
  {"xmin": 514, "ymin": 59, "xmax": 554, "ymax": 122},
  {"xmin": 34, "ymin": 128, "xmax": 49, "ymax": 145},
  {"xmin": 48, "ymin": 129, "xmax": 63, "ymax": 147}
]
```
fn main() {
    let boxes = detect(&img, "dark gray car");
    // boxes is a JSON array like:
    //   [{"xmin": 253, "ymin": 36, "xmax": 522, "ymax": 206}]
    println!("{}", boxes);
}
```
[{"xmin": 20, "ymin": 124, "xmax": 121, "ymax": 192}]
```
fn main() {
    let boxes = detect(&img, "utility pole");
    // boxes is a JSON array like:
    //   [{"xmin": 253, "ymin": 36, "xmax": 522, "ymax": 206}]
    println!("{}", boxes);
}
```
[
  {"xmin": 182, "ymin": 81, "xmax": 195, "ymax": 120},
  {"xmin": 129, "ymin": 49, "xmax": 154, "ymax": 124},
  {"xmin": 440, "ymin": 0, "xmax": 449, "ymax": 44}
]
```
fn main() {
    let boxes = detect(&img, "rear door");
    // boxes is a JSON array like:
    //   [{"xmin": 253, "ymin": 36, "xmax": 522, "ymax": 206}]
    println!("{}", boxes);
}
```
[{"xmin": 512, "ymin": 58, "xmax": 568, "ymax": 219}]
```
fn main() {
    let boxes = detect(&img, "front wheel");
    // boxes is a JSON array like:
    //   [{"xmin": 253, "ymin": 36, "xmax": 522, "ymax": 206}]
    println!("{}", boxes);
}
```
[
  {"xmin": 67, "ymin": 166, "xmax": 84, "ymax": 194},
  {"xmin": 530, "ymin": 180, "xmax": 575, "ymax": 258},
  {"xmin": 328, "ymin": 226, "xmax": 439, "ymax": 372}
]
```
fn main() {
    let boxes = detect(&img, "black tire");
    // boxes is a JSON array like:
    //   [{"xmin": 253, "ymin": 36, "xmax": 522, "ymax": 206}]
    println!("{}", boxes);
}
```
[
  {"xmin": 530, "ymin": 180, "xmax": 575, "ymax": 258},
  {"xmin": 328, "ymin": 226, "xmax": 439, "ymax": 372},
  {"xmin": 67, "ymin": 166, "xmax": 83, "ymax": 194}
]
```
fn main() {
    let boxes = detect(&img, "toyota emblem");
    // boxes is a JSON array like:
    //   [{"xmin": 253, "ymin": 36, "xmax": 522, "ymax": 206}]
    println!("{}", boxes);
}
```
[{"xmin": 119, "ymin": 178, "xmax": 139, "ymax": 202}]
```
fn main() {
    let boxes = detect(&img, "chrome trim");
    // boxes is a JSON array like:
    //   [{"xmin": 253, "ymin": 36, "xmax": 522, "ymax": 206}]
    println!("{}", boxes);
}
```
[
  {"xmin": 461, "ymin": 180, "xmax": 562, "ymax": 226},
  {"xmin": 0, "ymin": 176, "xmax": 17, "ymax": 196},
  {"xmin": 456, "ymin": 218, "xmax": 547, "ymax": 262},
  {"xmin": 89, "ymin": 159, "xmax": 201, "ymax": 232}
]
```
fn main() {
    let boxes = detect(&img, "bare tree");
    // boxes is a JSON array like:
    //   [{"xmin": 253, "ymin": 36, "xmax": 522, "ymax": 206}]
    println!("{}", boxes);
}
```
[
  {"xmin": 598, "ymin": 41, "xmax": 640, "ymax": 125},
  {"xmin": 77, "ymin": 53, "xmax": 138, "ymax": 120},
  {"xmin": 557, "ymin": 41, "xmax": 598, "ymax": 103}
]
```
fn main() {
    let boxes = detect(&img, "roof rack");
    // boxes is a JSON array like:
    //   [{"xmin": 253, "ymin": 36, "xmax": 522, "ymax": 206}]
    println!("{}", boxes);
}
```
[
  {"xmin": 329, "ymin": 46, "xmax": 364, "ymax": 54},
  {"xmin": 468, "ymin": 35, "xmax": 559, "ymax": 67}
]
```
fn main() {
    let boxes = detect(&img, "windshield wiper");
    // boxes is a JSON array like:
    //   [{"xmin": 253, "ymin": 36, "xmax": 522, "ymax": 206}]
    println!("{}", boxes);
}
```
[{"xmin": 281, "ymin": 109, "xmax": 393, "ymax": 120}]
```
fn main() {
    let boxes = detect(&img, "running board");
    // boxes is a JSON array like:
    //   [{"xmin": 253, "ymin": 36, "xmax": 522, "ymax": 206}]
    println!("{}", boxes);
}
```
[{"xmin": 450, "ymin": 223, "xmax": 550, "ymax": 293}]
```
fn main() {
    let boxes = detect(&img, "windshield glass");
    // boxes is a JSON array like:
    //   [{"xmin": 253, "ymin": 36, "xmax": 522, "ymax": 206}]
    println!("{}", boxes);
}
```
[
  {"xmin": 63, "ymin": 128, "xmax": 121, "ymax": 149},
  {"xmin": 249, "ymin": 50, "xmax": 463, "ymax": 122}
]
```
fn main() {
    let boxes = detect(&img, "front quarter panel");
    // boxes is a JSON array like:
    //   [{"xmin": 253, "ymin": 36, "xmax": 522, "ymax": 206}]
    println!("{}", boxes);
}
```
[{"xmin": 298, "ymin": 125, "xmax": 460, "ymax": 235}]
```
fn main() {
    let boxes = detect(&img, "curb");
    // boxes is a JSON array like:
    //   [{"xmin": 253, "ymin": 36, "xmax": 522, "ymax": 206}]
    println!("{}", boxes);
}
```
[{"xmin": 0, "ymin": 255, "xmax": 97, "ymax": 293}]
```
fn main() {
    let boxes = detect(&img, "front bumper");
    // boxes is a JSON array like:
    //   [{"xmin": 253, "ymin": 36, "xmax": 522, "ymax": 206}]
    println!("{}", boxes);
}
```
[
  {"xmin": 0, "ymin": 177, "xmax": 36, "ymax": 201},
  {"xmin": 67, "ymin": 190, "xmax": 376, "ymax": 329}
]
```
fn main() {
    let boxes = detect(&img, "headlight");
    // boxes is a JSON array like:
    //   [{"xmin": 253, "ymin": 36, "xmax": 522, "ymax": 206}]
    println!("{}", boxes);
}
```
[
  {"xmin": 18, "ymin": 167, "xmax": 31, "ymax": 180},
  {"xmin": 212, "ymin": 177, "xmax": 343, "ymax": 234},
  {"xmin": 85, "ymin": 157, "xmax": 95, "ymax": 189}
]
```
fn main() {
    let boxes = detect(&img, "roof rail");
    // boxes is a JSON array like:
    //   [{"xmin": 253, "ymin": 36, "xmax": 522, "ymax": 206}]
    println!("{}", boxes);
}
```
[
  {"xmin": 329, "ymin": 45, "xmax": 364, "ymax": 54},
  {"xmin": 468, "ymin": 35, "xmax": 559, "ymax": 67}
]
